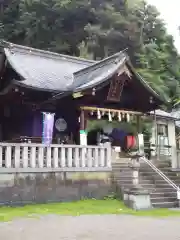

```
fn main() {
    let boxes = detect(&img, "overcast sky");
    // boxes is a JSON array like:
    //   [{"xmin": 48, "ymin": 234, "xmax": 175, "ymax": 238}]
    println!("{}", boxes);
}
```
[{"xmin": 146, "ymin": 0, "xmax": 180, "ymax": 52}]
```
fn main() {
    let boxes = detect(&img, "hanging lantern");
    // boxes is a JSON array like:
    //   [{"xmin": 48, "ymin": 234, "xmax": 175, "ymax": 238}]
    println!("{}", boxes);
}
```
[
  {"xmin": 97, "ymin": 109, "xmax": 101, "ymax": 119},
  {"xmin": 92, "ymin": 88, "xmax": 96, "ymax": 96}
]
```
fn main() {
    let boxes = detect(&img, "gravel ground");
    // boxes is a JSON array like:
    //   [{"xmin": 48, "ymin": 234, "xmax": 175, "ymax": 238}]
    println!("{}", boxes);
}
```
[{"xmin": 0, "ymin": 215, "xmax": 180, "ymax": 240}]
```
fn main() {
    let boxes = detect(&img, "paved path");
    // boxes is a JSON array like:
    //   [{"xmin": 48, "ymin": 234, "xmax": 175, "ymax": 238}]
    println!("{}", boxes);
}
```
[{"xmin": 0, "ymin": 215, "xmax": 180, "ymax": 240}]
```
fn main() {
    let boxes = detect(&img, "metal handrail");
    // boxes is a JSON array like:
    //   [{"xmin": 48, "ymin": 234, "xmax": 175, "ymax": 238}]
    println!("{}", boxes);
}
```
[{"xmin": 140, "ymin": 156, "xmax": 179, "ymax": 191}]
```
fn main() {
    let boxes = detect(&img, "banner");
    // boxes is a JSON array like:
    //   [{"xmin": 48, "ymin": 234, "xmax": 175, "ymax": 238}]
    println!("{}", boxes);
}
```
[{"xmin": 42, "ymin": 112, "xmax": 55, "ymax": 145}]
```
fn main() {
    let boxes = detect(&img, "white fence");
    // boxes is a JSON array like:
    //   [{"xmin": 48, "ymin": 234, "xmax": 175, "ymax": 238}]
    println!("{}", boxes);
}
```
[{"xmin": 0, "ymin": 143, "xmax": 112, "ymax": 173}]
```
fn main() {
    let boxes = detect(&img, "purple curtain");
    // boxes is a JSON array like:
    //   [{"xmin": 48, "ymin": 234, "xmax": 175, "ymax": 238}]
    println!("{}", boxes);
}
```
[{"xmin": 42, "ymin": 112, "xmax": 55, "ymax": 145}]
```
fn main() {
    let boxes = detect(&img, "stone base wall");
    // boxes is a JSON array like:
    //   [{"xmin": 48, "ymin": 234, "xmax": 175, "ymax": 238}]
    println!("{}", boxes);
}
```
[{"xmin": 0, "ymin": 172, "xmax": 113, "ymax": 205}]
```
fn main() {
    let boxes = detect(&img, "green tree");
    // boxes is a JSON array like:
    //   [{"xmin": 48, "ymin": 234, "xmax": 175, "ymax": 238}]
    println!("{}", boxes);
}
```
[{"xmin": 1, "ymin": 0, "xmax": 180, "ymax": 105}]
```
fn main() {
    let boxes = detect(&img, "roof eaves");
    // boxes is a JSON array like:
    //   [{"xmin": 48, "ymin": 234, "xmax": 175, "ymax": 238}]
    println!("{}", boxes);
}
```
[
  {"xmin": 73, "ymin": 56, "xmax": 127, "ymax": 92},
  {"xmin": 12, "ymin": 79, "xmax": 61, "ymax": 93},
  {"xmin": 73, "ymin": 50, "xmax": 127, "ymax": 78}
]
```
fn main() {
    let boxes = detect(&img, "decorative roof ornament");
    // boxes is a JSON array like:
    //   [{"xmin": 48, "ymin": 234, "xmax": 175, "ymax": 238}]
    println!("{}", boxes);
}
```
[
  {"xmin": 117, "ymin": 64, "xmax": 132, "ymax": 79},
  {"xmin": 149, "ymin": 96, "xmax": 154, "ymax": 104},
  {"xmin": 92, "ymin": 88, "xmax": 96, "ymax": 96}
]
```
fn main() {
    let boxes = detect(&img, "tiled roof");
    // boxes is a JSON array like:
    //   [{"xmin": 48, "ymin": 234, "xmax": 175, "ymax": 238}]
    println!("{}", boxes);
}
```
[
  {"xmin": 73, "ymin": 52, "xmax": 127, "ymax": 91},
  {"xmin": 3, "ymin": 42, "xmax": 93, "ymax": 92},
  {"xmin": 3, "ymin": 42, "xmax": 128, "ymax": 92},
  {"xmin": 150, "ymin": 109, "xmax": 180, "ymax": 120},
  {"xmin": 0, "ymin": 41, "xmax": 165, "ymax": 106},
  {"xmin": 171, "ymin": 109, "xmax": 180, "ymax": 126}
]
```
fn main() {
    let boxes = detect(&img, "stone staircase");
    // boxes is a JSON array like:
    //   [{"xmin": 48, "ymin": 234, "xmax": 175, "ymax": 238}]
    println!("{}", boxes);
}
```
[{"xmin": 112, "ymin": 159, "xmax": 179, "ymax": 208}]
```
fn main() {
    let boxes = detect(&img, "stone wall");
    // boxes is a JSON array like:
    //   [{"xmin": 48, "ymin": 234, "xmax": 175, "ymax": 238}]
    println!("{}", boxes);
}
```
[{"xmin": 0, "ymin": 172, "xmax": 113, "ymax": 205}]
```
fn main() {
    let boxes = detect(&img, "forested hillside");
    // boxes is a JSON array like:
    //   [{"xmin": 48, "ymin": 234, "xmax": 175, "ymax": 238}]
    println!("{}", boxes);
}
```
[{"xmin": 1, "ymin": 0, "xmax": 180, "ymax": 104}]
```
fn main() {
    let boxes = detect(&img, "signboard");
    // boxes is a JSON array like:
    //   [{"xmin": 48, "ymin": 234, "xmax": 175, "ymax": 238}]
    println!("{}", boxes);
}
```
[
  {"xmin": 55, "ymin": 118, "xmax": 67, "ymax": 132},
  {"xmin": 107, "ymin": 73, "xmax": 126, "ymax": 102},
  {"xmin": 73, "ymin": 92, "xmax": 83, "ymax": 99}
]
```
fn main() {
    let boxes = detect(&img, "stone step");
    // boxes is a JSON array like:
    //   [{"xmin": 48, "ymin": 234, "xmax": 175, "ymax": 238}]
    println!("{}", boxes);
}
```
[
  {"xmin": 112, "ymin": 162, "xmax": 130, "ymax": 165},
  {"xmin": 155, "ymin": 163, "xmax": 171, "ymax": 166},
  {"xmin": 113, "ymin": 173, "xmax": 179, "ymax": 183},
  {"xmin": 116, "ymin": 182, "xmax": 154, "ymax": 187},
  {"xmin": 112, "ymin": 167, "xmax": 132, "ymax": 172},
  {"xmin": 163, "ymin": 175, "xmax": 180, "ymax": 180},
  {"xmin": 112, "ymin": 166, "xmax": 130, "ymax": 169},
  {"xmin": 112, "ymin": 163, "xmax": 179, "ymax": 208},
  {"xmin": 150, "ymin": 192, "xmax": 177, "ymax": 198},
  {"xmin": 155, "ymin": 163, "xmax": 171, "ymax": 167},
  {"xmin": 143, "ymin": 171, "xmax": 176, "ymax": 175},
  {"xmin": 154, "ymin": 187, "xmax": 177, "ymax": 193},
  {"xmin": 140, "ymin": 172, "xmax": 178, "ymax": 178},
  {"xmin": 112, "ymin": 163, "xmax": 130, "ymax": 166},
  {"xmin": 115, "ymin": 179, "xmax": 153, "ymax": 184},
  {"xmin": 152, "ymin": 201, "xmax": 177, "ymax": 208},
  {"xmin": 150, "ymin": 196, "xmax": 177, "ymax": 203},
  {"xmin": 154, "ymin": 184, "xmax": 177, "ymax": 189},
  {"xmin": 113, "ymin": 167, "xmax": 131, "ymax": 171},
  {"xmin": 141, "ymin": 166, "xmax": 172, "ymax": 170},
  {"xmin": 154, "ymin": 179, "xmax": 180, "ymax": 185},
  {"xmin": 112, "ymin": 173, "xmax": 132, "ymax": 177},
  {"xmin": 117, "ymin": 183, "xmax": 155, "ymax": 190}
]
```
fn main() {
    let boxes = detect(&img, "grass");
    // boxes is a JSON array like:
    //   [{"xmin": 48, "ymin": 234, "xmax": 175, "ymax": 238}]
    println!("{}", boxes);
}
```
[{"xmin": 0, "ymin": 199, "xmax": 180, "ymax": 222}]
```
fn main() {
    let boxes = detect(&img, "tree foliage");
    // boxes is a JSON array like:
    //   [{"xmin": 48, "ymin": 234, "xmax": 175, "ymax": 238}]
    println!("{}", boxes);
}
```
[{"xmin": 0, "ymin": 0, "xmax": 180, "ymax": 104}]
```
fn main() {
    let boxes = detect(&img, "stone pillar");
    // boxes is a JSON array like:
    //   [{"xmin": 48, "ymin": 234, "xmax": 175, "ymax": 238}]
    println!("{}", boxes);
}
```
[
  {"xmin": 168, "ymin": 121, "xmax": 177, "ymax": 169},
  {"xmin": 79, "ymin": 109, "xmax": 87, "ymax": 145},
  {"xmin": 137, "ymin": 116, "xmax": 144, "ymax": 155},
  {"xmin": 177, "ymin": 189, "xmax": 180, "ymax": 208},
  {"xmin": 137, "ymin": 134, "xmax": 144, "ymax": 155},
  {"xmin": 123, "ymin": 153, "xmax": 152, "ymax": 210}
]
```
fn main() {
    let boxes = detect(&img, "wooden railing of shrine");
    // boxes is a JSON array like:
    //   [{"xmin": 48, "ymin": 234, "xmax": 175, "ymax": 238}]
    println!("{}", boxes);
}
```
[{"xmin": 0, "ymin": 143, "xmax": 112, "ymax": 173}]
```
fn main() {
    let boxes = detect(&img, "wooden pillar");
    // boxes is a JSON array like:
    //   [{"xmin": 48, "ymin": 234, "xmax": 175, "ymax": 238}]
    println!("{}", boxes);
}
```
[{"xmin": 79, "ymin": 109, "xmax": 87, "ymax": 145}]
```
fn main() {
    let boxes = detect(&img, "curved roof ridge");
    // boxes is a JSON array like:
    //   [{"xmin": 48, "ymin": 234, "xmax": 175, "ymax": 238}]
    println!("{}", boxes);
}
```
[
  {"xmin": 1, "ymin": 40, "xmax": 95, "ymax": 65},
  {"xmin": 73, "ymin": 50, "xmax": 127, "ymax": 77}
]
